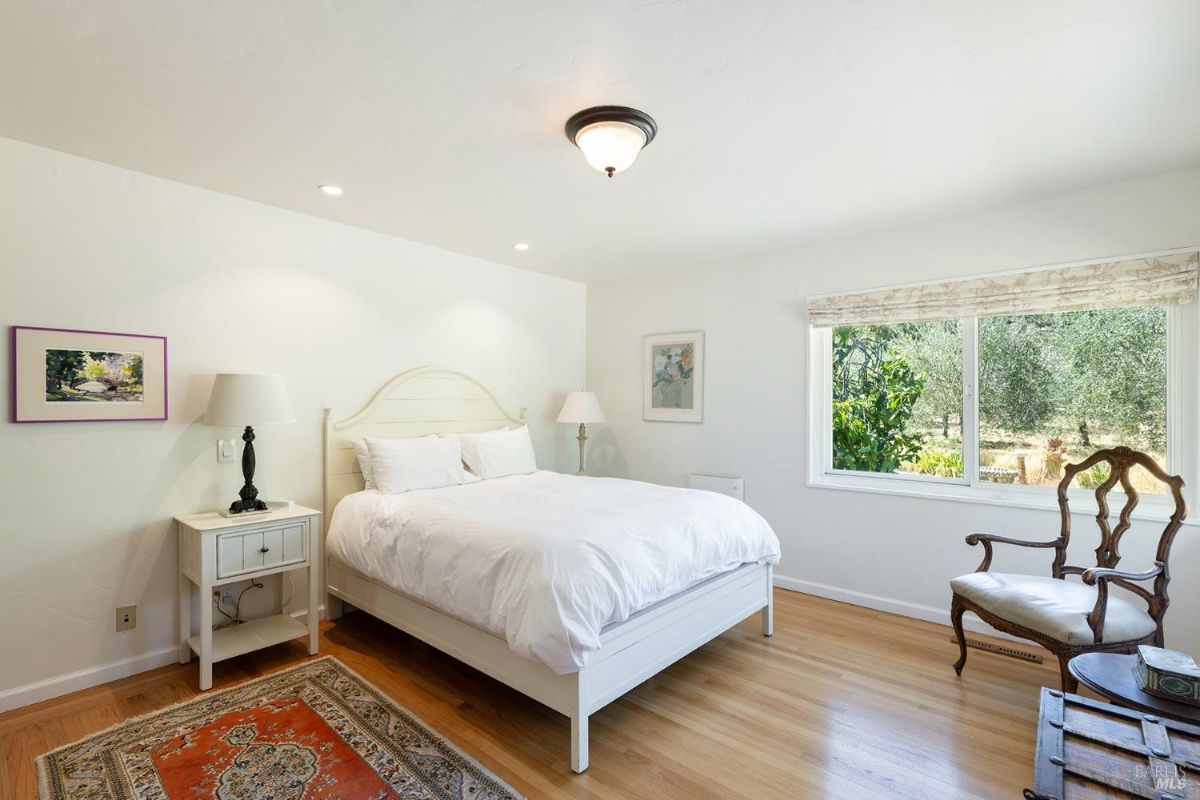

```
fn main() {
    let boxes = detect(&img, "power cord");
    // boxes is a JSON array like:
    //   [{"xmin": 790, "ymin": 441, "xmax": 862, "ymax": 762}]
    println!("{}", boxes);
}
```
[{"xmin": 213, "ymin": 574, "xmax": 296, "ymax": 629}]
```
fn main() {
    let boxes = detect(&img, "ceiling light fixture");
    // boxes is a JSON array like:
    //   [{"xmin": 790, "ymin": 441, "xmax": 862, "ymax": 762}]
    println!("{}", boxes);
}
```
[
  {"xmin": 318, "ymin": 184, "xmax": 344, "ymax": 196},
  {"xmin": 513, "ymin": 242, "xmax": 530, "ymax": 251},
  {"xmin": 565, "ymin": 106, "xmax": 657, "ymax": 177}
]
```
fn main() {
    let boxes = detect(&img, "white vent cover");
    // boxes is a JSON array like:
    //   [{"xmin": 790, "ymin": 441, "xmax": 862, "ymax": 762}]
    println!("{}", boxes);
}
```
[{"xmin": 687, "ymin": 474, "xmax": 744, "ymax": 502}]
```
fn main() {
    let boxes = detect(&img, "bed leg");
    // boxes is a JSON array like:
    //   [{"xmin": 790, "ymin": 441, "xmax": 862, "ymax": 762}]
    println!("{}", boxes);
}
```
[
  {"xmin": 571, "ymin": 713, "xmax": 589, "ymax": 773},
  {"xmin": 762, "ymin": 565, "xmax": 774, "ymax": 637},
  {"xmin": 326, "ymin": 593, "xmax": 344, "ymax": 621}
]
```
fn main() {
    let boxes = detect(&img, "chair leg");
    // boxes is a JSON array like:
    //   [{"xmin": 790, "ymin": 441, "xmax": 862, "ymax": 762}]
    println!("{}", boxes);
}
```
[
  {"xmin": 951, "ymin": 595, "xmax": 968, "ymax": 676},
  {"xmin": 1057, "ymin": 654, "xmax": 1078, "ymax": 694}
]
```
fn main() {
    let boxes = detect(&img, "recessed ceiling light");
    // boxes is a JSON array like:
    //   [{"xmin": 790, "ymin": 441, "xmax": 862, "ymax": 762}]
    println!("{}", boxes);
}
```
[
  {"xmin": 513, "ymin": 242, "xmax": 530, "ymax": 251},
  {"xmin": 318, "ymin": 184, "xmax": 344, "ymax": 196}
]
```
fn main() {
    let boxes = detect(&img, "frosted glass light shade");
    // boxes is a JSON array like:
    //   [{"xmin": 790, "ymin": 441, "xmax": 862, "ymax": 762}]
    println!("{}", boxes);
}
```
[
  {"xmin": 557, "ymin": 391, "xmax": 606, "ymax": 424},
  {"xmin": 203, "ymin": 373, "xmax": 295, "ymax": 426},
  {"xmin": 574, "ymin": 121, "xmax": 648, "ymax": 175}
]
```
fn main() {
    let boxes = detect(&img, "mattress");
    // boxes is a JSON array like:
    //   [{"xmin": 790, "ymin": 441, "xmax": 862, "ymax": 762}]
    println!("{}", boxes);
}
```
[{"xmin": 325, "ymin": 470, "xmax": 781, "ymax": 673}]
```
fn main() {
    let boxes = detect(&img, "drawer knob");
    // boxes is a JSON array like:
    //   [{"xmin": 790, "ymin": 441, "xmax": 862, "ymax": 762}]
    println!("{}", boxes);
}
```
[{"xmin": 260, "ymin": 546, "xmax": 270, "ymax": 553}]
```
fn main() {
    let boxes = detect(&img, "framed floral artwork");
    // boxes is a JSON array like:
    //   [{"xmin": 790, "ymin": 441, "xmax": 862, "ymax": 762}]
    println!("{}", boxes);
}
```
[
  {"xmin": 643, "ymin": 331, "xmax": 704, "ymax": 422},
  {"xmin": 11, "ymin": 326, "xmax": 168, "ymax": 422}
]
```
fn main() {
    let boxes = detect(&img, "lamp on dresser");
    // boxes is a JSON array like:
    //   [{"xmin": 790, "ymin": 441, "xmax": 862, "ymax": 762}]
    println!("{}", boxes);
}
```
[
  {"xmin": 203, "ymin": 373, "xmax": 295, "ymax": 515},
  {"xmin": 557, "ymin": 391, "xmax": 605, "ymax": 475}
]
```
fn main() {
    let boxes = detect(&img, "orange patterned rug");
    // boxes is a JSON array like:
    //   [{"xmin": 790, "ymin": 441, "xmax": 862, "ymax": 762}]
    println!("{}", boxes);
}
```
[{"xmin": 37, "ymin": 656, "xmax": 522, "ymax": 800}]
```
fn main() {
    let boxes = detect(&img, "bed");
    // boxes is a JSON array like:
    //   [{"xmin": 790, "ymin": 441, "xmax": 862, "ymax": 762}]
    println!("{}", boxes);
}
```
[{"xmin": 322, "ymin": 367, "xmax": 778, "ymax": 772}]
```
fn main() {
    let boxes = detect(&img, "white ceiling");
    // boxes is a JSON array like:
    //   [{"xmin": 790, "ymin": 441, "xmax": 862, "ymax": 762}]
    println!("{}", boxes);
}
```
[{"xmin": 2, "ymin": 2, "xmax": 1198, "ymax": 283}]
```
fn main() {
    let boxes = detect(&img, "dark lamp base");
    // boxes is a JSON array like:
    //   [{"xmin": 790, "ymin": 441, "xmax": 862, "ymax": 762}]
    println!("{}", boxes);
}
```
[{"xmin": 229, "ymin": 424, "xmax": 268, "ymax": 515}]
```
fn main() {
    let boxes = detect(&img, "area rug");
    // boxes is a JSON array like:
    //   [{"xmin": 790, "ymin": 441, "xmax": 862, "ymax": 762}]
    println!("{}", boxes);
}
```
[{"xmin": 37, "ymin": 656, "xmax": 522, "ymax": 800}]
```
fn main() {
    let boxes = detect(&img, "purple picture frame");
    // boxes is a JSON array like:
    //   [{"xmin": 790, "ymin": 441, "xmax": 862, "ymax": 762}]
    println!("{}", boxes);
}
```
[{"xmin": 10, "ymin": 325, "xmax": 168, "ymax": 423}]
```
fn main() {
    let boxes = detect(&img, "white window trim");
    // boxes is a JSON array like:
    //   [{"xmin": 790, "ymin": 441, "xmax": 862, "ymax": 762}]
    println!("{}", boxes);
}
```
[{"xmin": 807, "ymin": 304, "xmax": 1198, "ymax": 524}]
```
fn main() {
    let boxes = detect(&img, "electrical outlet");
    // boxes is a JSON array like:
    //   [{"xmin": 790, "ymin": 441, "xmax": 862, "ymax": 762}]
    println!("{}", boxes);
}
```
[
  {"xmin": 116, "ymin": 604, "xmax": 137, "ymax": 631},
  {"xmin": 221, "ymin": 587, "xmax": 235, "ymax": 606}
]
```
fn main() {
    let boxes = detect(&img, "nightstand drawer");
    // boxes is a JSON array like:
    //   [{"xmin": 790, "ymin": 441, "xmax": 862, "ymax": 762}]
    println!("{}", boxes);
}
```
[{"xmin": 216, "ymin": 522, "xmax": 307, "ymax": 578}]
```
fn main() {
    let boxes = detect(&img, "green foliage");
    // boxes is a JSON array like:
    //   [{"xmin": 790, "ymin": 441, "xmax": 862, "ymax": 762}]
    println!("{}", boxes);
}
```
[
  {"xmin": 902, "ymin": 446, "xmax": 964, "ymax": 478},
  {"xmin": 84, "ymin": 357, "xmax": 108, "ymax": 382},
  {"xmin": 1073, "ymin": 462, "xmax": 1112, "ymax": 490},
  {"xmin": 830, "ymin": 305, "xmax": 1167, "ymax": 479},
  {"xmin": 892, "ymin": 321, "xmax": 962, "ymax": 438},
  {"xmin": 977, "ymin": 316, "xmax": 1058, "ymax": 434},
  {"xmin": 832, "ymin": 326, "xmax": 926, "ymax": 472},
  {"xmin": 976, "ymin": 308, "xmax": 1167, "ymax": 452},
  {"xmin": 1059, "ymin": 307, "xmax": 1167, "ymax": 451},
  {"xmin": 44, "ymin": 349, "xmax": 88, "ymax": 394}
]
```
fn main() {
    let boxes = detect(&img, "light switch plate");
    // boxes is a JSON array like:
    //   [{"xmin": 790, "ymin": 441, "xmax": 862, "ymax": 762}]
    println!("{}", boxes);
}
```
[{"xmin": 217, "ymin": 438, "xmax": 236, "ymax": 463}]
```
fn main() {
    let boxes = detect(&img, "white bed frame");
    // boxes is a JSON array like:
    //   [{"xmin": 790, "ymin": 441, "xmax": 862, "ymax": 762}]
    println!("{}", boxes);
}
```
[{"xmin": 322, "ymin": 367, "xmax": 773, "ymax": 772}]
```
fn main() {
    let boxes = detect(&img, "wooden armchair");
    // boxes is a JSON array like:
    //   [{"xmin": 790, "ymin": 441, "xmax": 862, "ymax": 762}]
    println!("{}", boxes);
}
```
[{"xmin": 950, "ymin": 447, "xmax": 1187, "ymax": 691}]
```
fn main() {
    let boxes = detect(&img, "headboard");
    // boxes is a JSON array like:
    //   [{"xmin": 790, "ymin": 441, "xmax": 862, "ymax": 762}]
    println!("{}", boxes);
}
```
[{"xmin": 322, "ymin": 366, "xmax": 526, "ymax": 524}]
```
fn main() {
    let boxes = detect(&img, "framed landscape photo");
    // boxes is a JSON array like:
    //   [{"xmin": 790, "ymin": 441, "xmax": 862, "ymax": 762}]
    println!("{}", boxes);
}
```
[
  {"xmin": 11, "ymin": 326, "xmax": 167, "ymax": 423},
  {"xmin": 644, "ymin": 331, "xmax": 704, "ymax": 422}
]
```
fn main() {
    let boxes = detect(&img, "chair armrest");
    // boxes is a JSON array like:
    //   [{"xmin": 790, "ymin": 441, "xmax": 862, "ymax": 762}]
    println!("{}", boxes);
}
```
[
  {"xmin": 964, "ymin": 532, "xmax": 1064, "ymax": 573},
  {"xmin": 1081, "ymin": 564, "xmax": 1164, "ymax": 586},
  {"xmin": 1081, "ymin": 561, "xmax": 1165, "ymax": 644}
]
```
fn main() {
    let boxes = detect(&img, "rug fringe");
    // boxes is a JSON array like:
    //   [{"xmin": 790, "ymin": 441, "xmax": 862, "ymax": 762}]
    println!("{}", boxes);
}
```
[{"xmin": 36, "ymin": 752, "xmax": 51, "ymax": 800}]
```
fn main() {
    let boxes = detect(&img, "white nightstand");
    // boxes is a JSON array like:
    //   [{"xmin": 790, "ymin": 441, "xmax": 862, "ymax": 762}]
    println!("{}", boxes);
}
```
[{"xmin": 176, "ymin": 505, "xmax": 321, "ymax": 690}]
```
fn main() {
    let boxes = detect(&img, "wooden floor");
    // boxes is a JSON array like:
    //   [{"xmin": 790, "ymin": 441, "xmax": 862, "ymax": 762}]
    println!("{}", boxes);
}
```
[{"xmin": 0, "ymin": 589, "xmax": 1059, "ymax": 799}]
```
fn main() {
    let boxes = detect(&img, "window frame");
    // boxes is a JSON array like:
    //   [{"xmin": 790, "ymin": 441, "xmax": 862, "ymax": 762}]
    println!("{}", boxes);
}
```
[{"xmin": 808, "ymin": 303, "xmax": 1194, "ymax": 517}]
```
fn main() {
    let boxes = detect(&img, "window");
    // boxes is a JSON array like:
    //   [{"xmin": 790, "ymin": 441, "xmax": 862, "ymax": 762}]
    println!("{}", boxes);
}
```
[
  {"xmin": 977, "ymin": 307, "xmax": 1167, "ymax": 493},
  {"xmin": 832, "ymin": 321, "xmax": 963, "ymax": 479},
  {"xmin": 816, "ymin": 305, "xmax": 1178, "ymax": 499}
]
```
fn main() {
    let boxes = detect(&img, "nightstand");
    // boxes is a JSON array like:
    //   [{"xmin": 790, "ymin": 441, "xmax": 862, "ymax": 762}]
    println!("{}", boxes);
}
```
[{"xmin": 176, "ymin": 505, "xmax": 320, "ymax": 690}]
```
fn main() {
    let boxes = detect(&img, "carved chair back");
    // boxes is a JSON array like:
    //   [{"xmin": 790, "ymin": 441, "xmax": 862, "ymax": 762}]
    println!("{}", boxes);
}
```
[{"xmin": 1052, "ymin": 447, "xmax": 1186, "ymax": 626}]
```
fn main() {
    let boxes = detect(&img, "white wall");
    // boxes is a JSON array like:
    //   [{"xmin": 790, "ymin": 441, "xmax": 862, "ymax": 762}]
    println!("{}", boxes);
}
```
[
  {"xmin": 0, "ymin": 137, "xmax": 586, "ymax": 708},
  {"xmin": 587, "ymin": 167, "xmax": 1200, "ymax": 654}
]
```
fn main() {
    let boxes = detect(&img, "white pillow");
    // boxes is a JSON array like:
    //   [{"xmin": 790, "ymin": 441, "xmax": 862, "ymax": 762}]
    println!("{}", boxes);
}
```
[
  {"xmin": 446, "ymin": 426, "xmax": 537, "ymax": 480},
  {"xmin": 350, "ymin": 438, "xmax": 375, "ymax": 490},
  {"xmin": 365, "ymin": 435, "xmax": 468, "ymax": 494}
]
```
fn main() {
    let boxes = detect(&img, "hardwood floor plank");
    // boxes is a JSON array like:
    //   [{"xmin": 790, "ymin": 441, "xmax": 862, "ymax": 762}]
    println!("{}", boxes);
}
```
[{"xmin": 0, "ymin": 589, "xmax": 1057, "ymax": 799}]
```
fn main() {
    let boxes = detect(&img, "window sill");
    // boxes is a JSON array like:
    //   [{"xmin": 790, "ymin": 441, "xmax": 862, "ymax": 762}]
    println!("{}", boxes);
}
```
[{"xmin": 806, "ymin": 473, "xmax": 1194, "ymax": 526}]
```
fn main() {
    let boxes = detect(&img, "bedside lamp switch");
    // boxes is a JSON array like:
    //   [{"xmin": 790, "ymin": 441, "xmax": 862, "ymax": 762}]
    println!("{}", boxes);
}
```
[{"xmin": 217, "ymin": 438, "xmax": 236, "ymax": 463}]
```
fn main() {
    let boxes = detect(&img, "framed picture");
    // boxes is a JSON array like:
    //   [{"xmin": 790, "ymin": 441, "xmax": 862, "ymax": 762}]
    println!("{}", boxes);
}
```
[
  {"xmin": 644, "ymin": 331, "xmax": 704, "ymax": 422},
  {"xmin": 11, "ymin": 326, "xmax": 167, "ymax": 423}
]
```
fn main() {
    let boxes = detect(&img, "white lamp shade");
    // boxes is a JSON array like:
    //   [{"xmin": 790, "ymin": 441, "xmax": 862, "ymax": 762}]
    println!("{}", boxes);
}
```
[
  {"xmin": 557, "ymin": 391, "xmax": 606, "ymax": 424},
  {"xmin": 203, "ymin": 373, "xmax": 295, "ymax": 426},
  {"xmin": 574, "ymin": 121, "xmax": 647, "ymax": 175}
]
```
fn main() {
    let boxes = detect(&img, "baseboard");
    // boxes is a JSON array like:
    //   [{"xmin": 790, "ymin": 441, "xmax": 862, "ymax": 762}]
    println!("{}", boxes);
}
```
[
  {"xmin": 0, "ymin": 606, "xmax": 330, "ymax": 714},
  {"xmin": 773, "ymin": 572, "xmax": 1022, "ymax": 642},
  {"xmin": 0, "ymin": 646, "xmax": 180, "ymax": 714},
  {"xmin": 0, "ymin": 583, "xmax": 1014, "ymax": 716},
  {"xmin": 292, "ymin": 604, "xmax": 325, "ymax": 624}
]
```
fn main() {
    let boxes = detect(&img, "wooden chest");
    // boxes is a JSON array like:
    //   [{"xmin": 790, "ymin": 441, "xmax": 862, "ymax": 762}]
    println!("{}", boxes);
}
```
[{"xmin": 1029, "ymin": 687, "xmax": 1200, "ymax": 799}]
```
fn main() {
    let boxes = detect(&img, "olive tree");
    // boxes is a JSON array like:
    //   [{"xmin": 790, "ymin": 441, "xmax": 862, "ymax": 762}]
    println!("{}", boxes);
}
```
[{"xmin": 893, "ymin": 321, "xmax": 962, "ymax": 438}]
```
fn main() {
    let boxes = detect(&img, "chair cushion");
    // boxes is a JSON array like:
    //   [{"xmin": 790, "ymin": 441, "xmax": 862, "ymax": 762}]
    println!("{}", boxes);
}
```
[{"xmin": 950, "ymin": 572, "xmax": 1157, "ymax": 645}]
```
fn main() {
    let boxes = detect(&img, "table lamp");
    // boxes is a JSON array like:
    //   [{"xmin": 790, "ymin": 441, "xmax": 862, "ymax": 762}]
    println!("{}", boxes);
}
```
[
  {"xmin": 204, "ymin": 373, "xmax": 295, "ymax": 515},
  {"xmin": 557, "ymin": 391, "xmax": 606, "ymax": 475}
]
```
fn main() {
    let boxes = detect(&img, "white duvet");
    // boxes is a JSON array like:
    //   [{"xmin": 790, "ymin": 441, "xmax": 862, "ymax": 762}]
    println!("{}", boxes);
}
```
[{"xmin": 326, "ymin": 471, "xmax": 781, "ymax": 674}]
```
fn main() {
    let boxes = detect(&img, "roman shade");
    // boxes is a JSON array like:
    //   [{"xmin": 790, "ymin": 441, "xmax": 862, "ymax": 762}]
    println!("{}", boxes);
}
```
[{"xmin": 808, "ymin": 250, "xmax": 1199, "ymax": 328}]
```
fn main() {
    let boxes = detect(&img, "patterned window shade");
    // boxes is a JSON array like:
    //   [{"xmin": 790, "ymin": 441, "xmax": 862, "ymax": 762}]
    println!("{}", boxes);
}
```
[{"xmin": 808, "ymin": 250, "xmax": 1199, "ymax": 328}]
